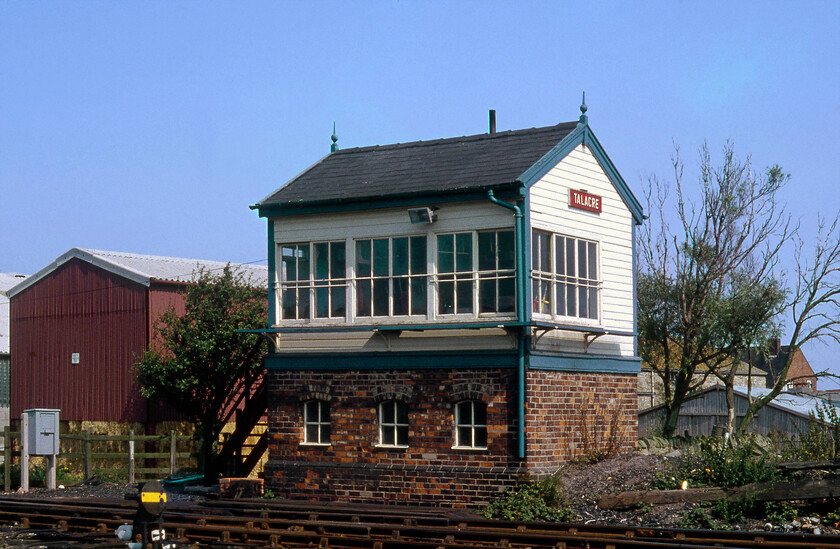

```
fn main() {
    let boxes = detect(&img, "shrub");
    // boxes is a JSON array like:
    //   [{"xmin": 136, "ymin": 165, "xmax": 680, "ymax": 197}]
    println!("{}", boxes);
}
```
[
  {"xmin": 482, "ymin": 476, "xmax": 576, "ymax": 522},
  {"xmin": 654, "ymin": 436, "xmax": 778, "ymax": 489},
  {"xmin": 785, "ymin": 402, "xmax": 840, "ymax": 460}
]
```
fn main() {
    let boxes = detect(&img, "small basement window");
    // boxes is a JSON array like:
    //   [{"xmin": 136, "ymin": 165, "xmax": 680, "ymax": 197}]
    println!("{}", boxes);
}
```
[
  {"xmin": 454, "ymin": 400, "xmax": 487, "ymax": 449},
  {"xmin": 302, "ymin": 400, "xmax": 331, "ymax": 445},
  {"xmin": 378, "ymin": 400, "xmax": 409, "ymax": 448}
]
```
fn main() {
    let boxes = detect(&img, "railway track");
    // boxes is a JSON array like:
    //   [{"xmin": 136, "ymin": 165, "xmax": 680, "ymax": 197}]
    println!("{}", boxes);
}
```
[{"xmin": 0, "ymin": 495, "xmax": 837, "ymax": 549}]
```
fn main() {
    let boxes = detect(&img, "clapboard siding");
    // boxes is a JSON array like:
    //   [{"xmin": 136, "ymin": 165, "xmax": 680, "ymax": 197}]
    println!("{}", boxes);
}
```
[
  {"xmin": 274, "ymin": 202, "xmax": 514, "ymax": 243},
  {"xmin": 275, "ymin": 328, "xmax": 516, "ymax": 353},
  {"xmin": 529, "ymin": 145, "xmax": 635, "ymax": 357}
]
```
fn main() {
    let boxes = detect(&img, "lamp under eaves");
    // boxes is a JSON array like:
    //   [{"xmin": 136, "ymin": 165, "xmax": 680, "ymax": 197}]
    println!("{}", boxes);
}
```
[{"xmin": 407, "ymin": 207, "xmax": 437, "ymax": 224}]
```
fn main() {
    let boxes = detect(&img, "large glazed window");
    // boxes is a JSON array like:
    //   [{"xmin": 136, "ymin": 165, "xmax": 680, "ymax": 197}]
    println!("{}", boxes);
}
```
[
  {"xmin": 438, "ymin": 230, "xmax": 515, "ymax": 315},
  {"xmin": 378, "ymin": 400, "xmax": 409, "ymax": 447},
  {"xmin": 454, "ymin": 400, "xmax": 487, "ymax": 449},
  {"xmin": 531, "ymin": 229, "xmax": 599, "ymax": 320},
  {"xmin": 280, "ymin": 242, "xmax": 346, "ymax": 320},
  {"xmin": 303, "ymin": 400, "xmax": 331, "ymax": 445},
  {"xmin": 356, "ymin": 236, "xmax": 427, "ymax": 317}
]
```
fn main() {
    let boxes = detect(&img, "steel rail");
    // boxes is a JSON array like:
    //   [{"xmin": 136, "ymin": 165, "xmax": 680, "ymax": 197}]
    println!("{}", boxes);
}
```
[{"xmin": 0, "ymin": 496, "xmax": 836, "ymax": 549}]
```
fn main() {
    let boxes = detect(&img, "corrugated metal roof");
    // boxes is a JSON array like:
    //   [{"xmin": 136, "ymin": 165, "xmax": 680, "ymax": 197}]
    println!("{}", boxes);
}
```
[
  {"xmin": 735, "ymin": 386, "xmax": 840, "ymax": 419},
  {"xmin": 6, "ymin": 248, "xmax": 267, "ymax": 299},
  {"xmin": 0, "ymin": 273, "xmax": 28, "ymax": 354}
]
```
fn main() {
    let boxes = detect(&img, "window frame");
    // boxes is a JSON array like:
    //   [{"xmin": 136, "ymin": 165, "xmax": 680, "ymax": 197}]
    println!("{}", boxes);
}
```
[
  {"xmin": 301, "ymin": 400, "xmax": 331, "ymax": 446},
  {"xmin": 436, "ymin": 229, "xmax": 516, "ymax": 318},
  {"xmin": 453, "ymin": 400, "xmax": 488, "ymax": 450},
  {"xmin": 377, "ymin": 400, "xmax": 409, "ymax": 448},
  {"xmin": 279, "ymin": 241, "xmax": 347, "ymax": 321},
  {"xmin": 355, "ymin": 235, "xmax": 428, "ymax": 318},
  {"xmin": 531, "ymin": 229, "xmax": 601, "ymax": 321}
]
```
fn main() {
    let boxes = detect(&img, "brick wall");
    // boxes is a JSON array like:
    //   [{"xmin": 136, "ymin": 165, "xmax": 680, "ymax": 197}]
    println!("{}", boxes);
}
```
[
  {"xmin": 264, "ymin": 367, "xmax": 638, "ymax": 506},
  {"xmin": 526, "ymin": 370, "xmax": 638, "ymax": 470}
]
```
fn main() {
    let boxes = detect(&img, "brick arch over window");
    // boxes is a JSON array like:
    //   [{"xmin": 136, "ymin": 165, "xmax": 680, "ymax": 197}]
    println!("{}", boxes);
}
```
[
  {"xmin": 450, "ymin": 382, "xmax": 491, "ymax": 404},
  {"xmin": 298, "ymin": 384, "xmax": 332, "ymax": 402},
  {"xmin": 372, "ymin": 385, "xmax": 414, "ymax": 404}
]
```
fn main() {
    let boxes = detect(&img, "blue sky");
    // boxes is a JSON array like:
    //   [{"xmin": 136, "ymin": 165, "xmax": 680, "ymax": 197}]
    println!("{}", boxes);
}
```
[{"xmin": 1, "ymin": 2, "xmax": 838, "ymax": 382}]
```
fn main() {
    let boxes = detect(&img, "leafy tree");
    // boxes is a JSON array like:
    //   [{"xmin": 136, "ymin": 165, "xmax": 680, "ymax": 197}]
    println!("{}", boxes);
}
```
[
  {"xmin": 640, "ymin": 141, "xmax": 840, "ymax": 438},
  {"xmin": 638, "ymin": 142, "xmax": 789, "ymax": 437},
  {"xmin": 135, "ymin": 265, "xmax": 266, "ymax": 483}
]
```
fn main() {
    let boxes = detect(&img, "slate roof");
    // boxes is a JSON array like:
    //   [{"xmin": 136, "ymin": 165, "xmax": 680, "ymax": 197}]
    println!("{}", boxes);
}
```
[
  {"xmin": 256, "ymin": 122, "xmax": 579, "ymax": 207},
  {"xmin": 0, "ymin": 273, "xmax": 28, "ymax": 354},
  {"xmin": 6, "ymin": 248, "xmax": 268, "ymax": 299}
]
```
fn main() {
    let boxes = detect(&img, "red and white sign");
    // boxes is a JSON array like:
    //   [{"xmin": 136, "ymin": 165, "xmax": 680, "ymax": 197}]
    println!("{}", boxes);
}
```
[{"xmin": 569, "ymin": 189, "xmax": 602, "ymax": 213}]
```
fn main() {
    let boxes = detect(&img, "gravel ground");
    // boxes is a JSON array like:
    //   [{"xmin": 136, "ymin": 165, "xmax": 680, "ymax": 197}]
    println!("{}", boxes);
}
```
[{"xmin": 557, "ymin": 452, "xmax": 840, "ymax": 534}]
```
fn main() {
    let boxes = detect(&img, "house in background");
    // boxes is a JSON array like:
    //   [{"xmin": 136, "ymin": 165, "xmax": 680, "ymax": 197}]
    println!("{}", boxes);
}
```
[
  {"xmin": 7, "ymin": 248, "xmax": 267, "ymax": 442},
  {"xmin": 638, "ymin": 360, "xmax": 769, "ymax": 410},
  {"xmin": 750, "ymin": 338, "xmax": 817, "ymax": 392},
  {"xmin": 0, "ymin": 273, "xmax": 28, "ymax": 449},
  {"xmin": 251, "ymin": 105, "xmax": 644, "ymax": 506}
]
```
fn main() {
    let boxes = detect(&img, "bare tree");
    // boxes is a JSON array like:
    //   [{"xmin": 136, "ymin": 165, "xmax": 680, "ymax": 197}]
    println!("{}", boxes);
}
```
[
  {"xmin": 638, "ymin": 142, "xmax": 789, "ymax": 437},
  {"xmin": 737, "ymin": 215, "xmax": 840, "ymax": 434}
]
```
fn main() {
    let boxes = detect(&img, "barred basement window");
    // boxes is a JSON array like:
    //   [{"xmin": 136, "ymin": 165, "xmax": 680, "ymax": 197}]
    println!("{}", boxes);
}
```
[
  {"xmin": 378, "ymin": 400, "xmax": 409, "ymax": 447},
  {"xmin": 302, "ymin": 400, "xmax": 331, "ymax": 445},
  {"xmin": 454, "ymin": 400, "xmax": 487, "ymax": 449},
  {"xmin": 531, "ymin": 229, "xmax": 599, "ymax": 320}
]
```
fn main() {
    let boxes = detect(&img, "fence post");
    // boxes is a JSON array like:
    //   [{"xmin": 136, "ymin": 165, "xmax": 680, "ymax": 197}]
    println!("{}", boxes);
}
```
[
  {"xmin": 3, "ymin": 426, "xmax": 10, "ymax": 492},
  {"xmin": 128, "ymin": 431, "xmax": 135, "ymax": 484},
  {"xmin": 83, "ymin": 430, "xmax": 91, "ymax": 480},
  {"xmin": 170, "ymin": 430, "xmax": 176, "ymax": 476}
]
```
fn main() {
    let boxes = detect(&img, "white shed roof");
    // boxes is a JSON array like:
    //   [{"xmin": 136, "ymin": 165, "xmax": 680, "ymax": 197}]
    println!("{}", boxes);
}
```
[
  {"xmin": 0, "ymin": 273, "xmax": 28, "ymax": 354},
  {"xmin": 5, "ymin": 248, "xmax": 268, "ymax": 299}
]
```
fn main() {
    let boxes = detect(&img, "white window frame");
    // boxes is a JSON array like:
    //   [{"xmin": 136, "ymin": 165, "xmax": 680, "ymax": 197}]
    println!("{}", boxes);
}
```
[
  {"xmin": 354, "ymin": 235, "xmax": 428, "ymax": 318},
  {"xmin": 531, "ymin": 229, "xmax": 601, "ymax": 321},
  {"xmin": 453, "ymin": 400, "xmax": 488, "ymax": 450},
  {"xmin": 377, "ymin": 400, "xmax": 409, "ymax": 448},
  {"xmin": 302, "ymin": 400, "xmax": 331, "ymax": 446},
  {"xmin": 279, "ymin": 241, "xmax": 348, "ymax": 321},
  {"xmin": 435, "ymin": 230, "xmax": 516, "ymax": 318}
]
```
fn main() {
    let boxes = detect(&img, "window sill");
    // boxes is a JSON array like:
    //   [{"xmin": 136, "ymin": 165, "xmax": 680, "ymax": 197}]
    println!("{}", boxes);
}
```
[
  {"xmin": 375, "ymin": 444, "xmax": 409, "ymax": 450},
  {"xmin": 452, "ymin": 446, "xmax": 488, "ymax": 451},
  {"xmin": 299, "ymin": 442, "xmax": 331, "ymax": 447}
]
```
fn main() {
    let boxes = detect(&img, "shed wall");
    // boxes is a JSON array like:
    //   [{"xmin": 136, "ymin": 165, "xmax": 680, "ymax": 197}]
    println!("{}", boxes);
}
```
[{"xmin": 10, "ymin": 259, "xmax": 149, "ymax": 422}]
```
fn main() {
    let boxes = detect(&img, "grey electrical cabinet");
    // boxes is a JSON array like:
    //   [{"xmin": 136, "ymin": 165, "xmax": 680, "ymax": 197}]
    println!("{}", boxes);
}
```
[{"xmin": 23, "ymin": 409, "xmax": 60, "ymax": 455}]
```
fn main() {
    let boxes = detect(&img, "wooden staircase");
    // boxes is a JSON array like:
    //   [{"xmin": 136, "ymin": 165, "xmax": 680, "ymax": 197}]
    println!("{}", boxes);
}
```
[{"xmin": 214, "ymin": 371, "xmax": 268, "ymax": 478}]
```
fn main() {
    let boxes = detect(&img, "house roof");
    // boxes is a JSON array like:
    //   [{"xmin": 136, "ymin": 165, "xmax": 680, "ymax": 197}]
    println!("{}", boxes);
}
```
[
  {"xmin": 6, "ymin": 248, "xmax": 268, "ymax": 299},
  {"xmin": 254, "ymin": 122, "xmax": 579, "ymax": 208},
  {"xmin": 0, "ymin": 273, "xmax": 28, "ymax": 354}
]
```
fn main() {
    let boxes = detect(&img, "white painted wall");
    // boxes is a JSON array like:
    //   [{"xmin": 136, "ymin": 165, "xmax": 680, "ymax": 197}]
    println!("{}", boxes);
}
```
[{"xmin": 529, "ymin": 144, "xmax": 636, "ymax": 358}]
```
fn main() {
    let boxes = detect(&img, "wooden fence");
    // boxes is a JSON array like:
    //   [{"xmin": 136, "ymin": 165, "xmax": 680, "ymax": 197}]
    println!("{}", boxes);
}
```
[{"xmin": 2, "ymin": 427, "xmax": 196, "ymax": 491}]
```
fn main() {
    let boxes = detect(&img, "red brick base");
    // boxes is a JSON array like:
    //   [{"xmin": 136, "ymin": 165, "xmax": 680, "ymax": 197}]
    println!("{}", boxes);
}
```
[{"xmin": 264, "ymin": 367, "xmax": 637, "ymax": 507}]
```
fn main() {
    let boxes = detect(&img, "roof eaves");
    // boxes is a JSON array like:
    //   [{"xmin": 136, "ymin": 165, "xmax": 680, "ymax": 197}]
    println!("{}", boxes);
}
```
[{"xmin": 5, "ymin": 247, "xmax": 152, "ymax": 298}]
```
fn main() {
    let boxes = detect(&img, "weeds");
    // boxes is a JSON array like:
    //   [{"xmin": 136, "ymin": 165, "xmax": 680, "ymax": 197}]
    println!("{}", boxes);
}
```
[
  {"xmin": 482, "ymin": 476, "xmax": 576, "ymax": 522},
  {"xmin": 577, "ymin": 395, "xmax": 627, "ymax": 464},
  {"xmin": 653, "ymin": 436, "xmax": 778, "ymax": 490},
  {"xmin": 784, "ymin": 402, "xmax": 840, "ymax": 460}
]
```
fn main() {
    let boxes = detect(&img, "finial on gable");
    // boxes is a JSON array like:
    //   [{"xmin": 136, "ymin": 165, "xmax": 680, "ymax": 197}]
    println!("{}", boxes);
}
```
[
  {"xmin": 579, "ymin": 92, "xmax": 588, "ymax": 125},
  {"xmin": 330, "ymin": 122, "xmax": 339, "ymax": 152}
]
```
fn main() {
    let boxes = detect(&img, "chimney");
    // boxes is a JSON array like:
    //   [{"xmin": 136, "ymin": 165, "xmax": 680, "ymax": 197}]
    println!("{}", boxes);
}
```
[
  {"xmin": 489, "ymin": 110, "xmax": 496, "ymax": 135},
  {"xmin": 769, "ymin": 337, "xmax": 781, "ymax": 355}
]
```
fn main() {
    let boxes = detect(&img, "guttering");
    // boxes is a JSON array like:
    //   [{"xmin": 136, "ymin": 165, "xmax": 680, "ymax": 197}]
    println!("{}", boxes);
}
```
[{"xmin": 487, "ymin": 189, "xmax": 527, "ymax": 459}]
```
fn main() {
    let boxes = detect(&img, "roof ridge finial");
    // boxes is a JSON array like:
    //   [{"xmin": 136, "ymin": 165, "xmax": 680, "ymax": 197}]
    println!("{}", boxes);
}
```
[
  {"xmin": 330, "ymin": 122, "xmax": 339, "ymax": 152},
  {"xmin": 579, "ymin": 91, "xmax": 588, "ymax": 125}
]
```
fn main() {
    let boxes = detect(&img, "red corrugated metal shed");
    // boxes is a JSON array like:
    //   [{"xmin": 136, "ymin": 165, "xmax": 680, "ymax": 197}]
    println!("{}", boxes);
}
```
[{"xmin": 7, "ymin": 248, "xmax": 268, "ymax": 425}]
